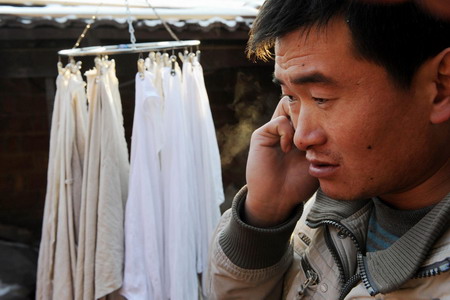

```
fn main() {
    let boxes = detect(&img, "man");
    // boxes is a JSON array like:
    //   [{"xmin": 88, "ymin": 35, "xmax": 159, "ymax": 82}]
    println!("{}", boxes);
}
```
[{"xmin": 206, "ymin": 0, "xmax": 450, "ymax": 299}]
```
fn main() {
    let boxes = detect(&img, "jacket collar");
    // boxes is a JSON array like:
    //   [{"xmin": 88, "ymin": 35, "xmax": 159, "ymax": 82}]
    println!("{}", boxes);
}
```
[{"xmin": 306, "ymin": 189, "xmax": 450, "ymax": 295}]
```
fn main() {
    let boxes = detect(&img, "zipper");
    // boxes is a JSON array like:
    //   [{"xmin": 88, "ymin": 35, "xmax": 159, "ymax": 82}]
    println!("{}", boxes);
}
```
[
  {"xmin": 339, "ymin": 273, "xmax": 361, "ymax": 300},
  {"xmin": 357, "ymin": 252, "xmax": 376, "ymax": 295},
  {"xmin": 324, "ymin": 226, "xmax": 349, "ymax": 286},
  {"xmin": 306, "ymin": 219, "xmax": 449, "ymax": 298},
  {"xmin": 307, "ymin": 219, "xmax": 378, "ymax": 297},
  {"xmin": 414, "ymin": 257, "xmax": 450, "ymax": 279},
  {"xmin": 297, "ymin": 254, "xmax": 320, "ymax": 297}
]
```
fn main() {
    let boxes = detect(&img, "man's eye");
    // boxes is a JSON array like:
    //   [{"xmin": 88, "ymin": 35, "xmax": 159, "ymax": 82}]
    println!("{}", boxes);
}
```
[
  {"xmin": 281, "ymin": 95, "xmax": 296, "ymax": 102},
  {"xmin": 312, "ymin": 97, "xmax": 328, "ymax": 104}
]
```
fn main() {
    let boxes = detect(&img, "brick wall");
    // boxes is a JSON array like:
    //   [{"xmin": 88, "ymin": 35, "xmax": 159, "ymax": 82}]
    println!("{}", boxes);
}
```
[{"xmin": 0, "ymin": 78, "xmax": 50, "ymax": 243}]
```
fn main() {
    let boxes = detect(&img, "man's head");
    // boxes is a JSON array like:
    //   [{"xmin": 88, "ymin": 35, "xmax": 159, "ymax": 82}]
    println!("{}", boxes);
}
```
[
  {"xmin": 253, "ymin": 0, "xmax": 450, "ymax": 207},
  {"xmin": 248, "ymin": 0, "xmax": 450, "ymax": 88}
]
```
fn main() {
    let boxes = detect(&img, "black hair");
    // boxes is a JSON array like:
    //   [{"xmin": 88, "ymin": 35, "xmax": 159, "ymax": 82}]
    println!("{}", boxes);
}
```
[{"xmin": 247, "ymin": 0, "xmax": 450, "ymax": 88}]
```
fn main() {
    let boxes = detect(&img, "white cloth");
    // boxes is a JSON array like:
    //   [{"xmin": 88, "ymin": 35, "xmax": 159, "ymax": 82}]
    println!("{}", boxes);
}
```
[
  {"xmin": 36, "ymin": 64, "xmax": 87, "ymax": 300},
  {"xmin": 192, "ymin": 59, "xmax": 224, "ymax": 211},
  {"xmin": 181, "ymin": 60, "xmax": 201, "ymax": 274},
  {"xmin": 182, "ymin": 58, "xmax": 224, "ymax": 295},
  {"xmin": 122, "ymin": 55, "xmax": 224, "ymax": 300},
  {"xmin": 161, "ymin": 63, "xmax": 199, "ymax": 300},
  {"xmin": 121, "ymin": 71, "xmax": 165, "ymax": 300},
  {"xmin": 75, "ymin": 58, "xmax": 129, "ymax": 300}
]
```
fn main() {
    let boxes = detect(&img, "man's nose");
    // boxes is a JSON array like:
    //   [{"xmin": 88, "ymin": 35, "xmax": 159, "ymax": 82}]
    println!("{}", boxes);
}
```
[{"xmin": 292, "ymin": 108, "xmax": 326, "ymax": 151}]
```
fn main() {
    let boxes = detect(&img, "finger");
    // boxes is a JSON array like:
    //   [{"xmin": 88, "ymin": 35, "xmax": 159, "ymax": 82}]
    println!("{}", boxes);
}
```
[
  {"xmin": 271, "ymin": 96, "xmax": 292, "ymax": 120},
  {"xmin": 254, "ymin": 115, "xmax": 295, "ymax": 153}
]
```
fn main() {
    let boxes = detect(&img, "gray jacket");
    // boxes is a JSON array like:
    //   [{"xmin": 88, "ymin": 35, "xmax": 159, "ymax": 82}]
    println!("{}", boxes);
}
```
[{"xmin": 206, "ymin": 187, "xmax": 450, "ymax": 299}]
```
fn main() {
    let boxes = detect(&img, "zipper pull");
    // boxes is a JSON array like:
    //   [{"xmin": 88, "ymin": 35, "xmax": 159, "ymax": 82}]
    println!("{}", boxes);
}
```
[{"xmin": 297, "ymin": 269, "xmax": 319, "ymax": 297}]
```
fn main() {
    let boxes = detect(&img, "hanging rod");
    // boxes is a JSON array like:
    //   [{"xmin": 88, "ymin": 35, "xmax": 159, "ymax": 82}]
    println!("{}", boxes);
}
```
[{"xmin": 58, "ymin": 40, "xmax": 200, "ymax": 57}]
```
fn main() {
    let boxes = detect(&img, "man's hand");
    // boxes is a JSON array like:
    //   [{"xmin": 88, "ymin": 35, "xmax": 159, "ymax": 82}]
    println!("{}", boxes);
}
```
[{"xmin": 244, "ymin": 97, "xmax": 319, "ymax": 227}]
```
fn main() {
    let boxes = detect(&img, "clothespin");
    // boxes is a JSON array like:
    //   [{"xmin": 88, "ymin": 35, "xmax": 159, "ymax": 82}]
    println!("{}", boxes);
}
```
[
  {"xmin": 71, "ymin": 61, "xmax": 82, "ymax": 74},
  {"xmin": 95, "ymin": 56, "xmax": 103, "ymax": 77},
  {"xmin": 178, "ymin": 49, "xmax": 189, "ymax": 63},
  {"xmin": 162, "ymin": 53, "xmax": 170, "ymax": 67},
  {"xmin": 137, "ymin": 58, "xmax": 146, "ymax": 80},
  {"xmin": 57, "ymin": 56, "xmax": 64, "ymax": 74},
  {"xmin": 170, "ymin": 55, "xmax": 177, "ymax": 76},
  {"xmin": 178, "ymin": 52, "xmax": 185, "ymax": 63},
  {"xmin": 189, "ymin": 52, "xmax": 196, "ymax": 64},
  {"xmin": 156, "ymin": 52, "xmax": 162, "ymax": 65},
  {"xmin": 149, "ymin": 52, "xmax": 156, "ymax": 64}
]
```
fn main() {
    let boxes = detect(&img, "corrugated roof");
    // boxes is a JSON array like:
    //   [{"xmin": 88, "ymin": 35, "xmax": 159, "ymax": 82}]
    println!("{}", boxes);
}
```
[
  {"xmin": 0, "ymin": 0, "xmax": 263, "ymax": 9},
  {"xmin": 0, "ymin": 0, "xmax": 262, "ymax": 30}
]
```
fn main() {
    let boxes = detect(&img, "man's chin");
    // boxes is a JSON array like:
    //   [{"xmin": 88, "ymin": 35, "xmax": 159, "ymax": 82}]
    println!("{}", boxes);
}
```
[{"xmin": 319, "ymin": 185, "xmax": 371, "ymax": 201}]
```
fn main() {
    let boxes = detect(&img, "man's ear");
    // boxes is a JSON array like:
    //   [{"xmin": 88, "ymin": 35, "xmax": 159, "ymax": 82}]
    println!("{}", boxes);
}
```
[{"xmin": 431, "ymin": 48, "xmax": 450, "ymax": 124}]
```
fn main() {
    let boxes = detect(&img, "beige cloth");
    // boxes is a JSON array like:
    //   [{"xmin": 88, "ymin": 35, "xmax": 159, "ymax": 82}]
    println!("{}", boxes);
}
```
[
  {"xmin": 36, "ymin": 63, "xmax": 87, "ymax": 300},
  {"xmin": 75, "ymin": 58, "xmax": 129, "ymax": 300}
]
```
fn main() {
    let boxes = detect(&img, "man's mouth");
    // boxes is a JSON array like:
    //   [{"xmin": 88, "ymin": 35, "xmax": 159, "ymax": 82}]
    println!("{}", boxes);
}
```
[{"xmin": 307, "ymin": 159, "xmax": 340, "ymax": 178}]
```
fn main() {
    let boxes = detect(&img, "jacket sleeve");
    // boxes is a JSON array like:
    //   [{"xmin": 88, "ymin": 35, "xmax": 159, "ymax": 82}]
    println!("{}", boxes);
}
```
[{"xmin": 205, "ymin": 186, "xmax": 304, "ymax": 300}]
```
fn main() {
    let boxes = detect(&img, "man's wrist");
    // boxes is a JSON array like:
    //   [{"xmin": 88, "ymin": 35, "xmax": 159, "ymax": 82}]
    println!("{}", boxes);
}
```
[
  {"xmin": 244, "ymin": 192, "xmax": 297, "ymax": 227},
  {"xmin": 218, "ymin": 186, "xmax": 304, "ymax": 269}
]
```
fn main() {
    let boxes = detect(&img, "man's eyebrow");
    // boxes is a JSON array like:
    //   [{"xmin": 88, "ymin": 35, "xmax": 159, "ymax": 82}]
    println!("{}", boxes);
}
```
[{"xmin": 272, "ymin": 72, "xmax": 337, "ymax": 86}]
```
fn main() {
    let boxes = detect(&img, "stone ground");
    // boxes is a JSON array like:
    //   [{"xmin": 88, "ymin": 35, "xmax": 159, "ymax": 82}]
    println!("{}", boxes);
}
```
[{"xmin": 0, "ymin": 224, "xmax": 37, "ymax": 300}]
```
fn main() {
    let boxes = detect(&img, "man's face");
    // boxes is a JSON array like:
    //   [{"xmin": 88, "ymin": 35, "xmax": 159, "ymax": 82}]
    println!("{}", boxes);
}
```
[{"xmin": 274, "ymin": 18, "xmax": 442, "ymax": 203}]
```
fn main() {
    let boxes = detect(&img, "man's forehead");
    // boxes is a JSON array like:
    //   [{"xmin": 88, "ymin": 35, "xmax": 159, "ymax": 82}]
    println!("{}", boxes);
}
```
[
  {"xmin": 275, "ymin": 19, "xmax": 350, "ymax": 56},
  {"xmin": 274, "ymin": 23, "xmax": 355, "ymax": 73}
]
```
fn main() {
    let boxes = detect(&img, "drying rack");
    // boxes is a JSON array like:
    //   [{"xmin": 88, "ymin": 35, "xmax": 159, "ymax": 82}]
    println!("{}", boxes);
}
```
[
  {"xmin": 58, "ymin": 40, "xmax": 201, "ymax": 57},
  {"xmin": 57, "ymin": 0, "xmax": 200, "ymax": 58}
]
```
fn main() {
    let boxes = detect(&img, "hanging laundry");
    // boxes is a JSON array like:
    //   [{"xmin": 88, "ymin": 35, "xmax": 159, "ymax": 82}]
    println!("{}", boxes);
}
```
[
  {"xmin": 144, "ymin": 52, "xmax": 164, "ymax": 99},
  {"xmin": 160, "ymin": 58, "xmax": 199, "ymax": 300},
  {"xmin": 75, "ymin": 58, "xmax": 129, "ymax": 300},
  {"xmin": 39, "ymin": 42, "xmax": 223, "ymax": 300},
  {"xmin": 122, "ymin": 52, "xmax": 224, "ymax": 300},
  {"xmin": 36, "ymin": 61, "xmax": 87, "ymax": 300},
  {"xmin": 182, "ymin": 54, "xmax": 224, "ymax": 296},
  {"xmin": 180, "ymin": 56, "xmax": 201, "ymax": 273},
  {"xmin": 121, "ymin": 63, "xmax": 166, "ymax": 300}
]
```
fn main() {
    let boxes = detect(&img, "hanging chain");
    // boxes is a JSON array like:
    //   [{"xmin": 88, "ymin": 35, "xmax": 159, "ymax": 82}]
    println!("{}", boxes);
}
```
[
  {"xmin": 73, "ymin": 0, "xmax": 178, "ymax": 50},
  {"xmin": 71, "ymin": 1, "xmax": 179, "ymax": 50},
  {"xmin": 125, "ymin": 0, "xmax": 137, "ymax": 47},
  {"xmin": 72, "ymin": 16, "xmax": 95, "ymax": 49},
  {"xmin": 72, "ymin": 3, "xmax": 103, "ymax": 49},
  {"xmin": 145, "ymin": 0, "xmax": 180, "ymax": 41}
]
